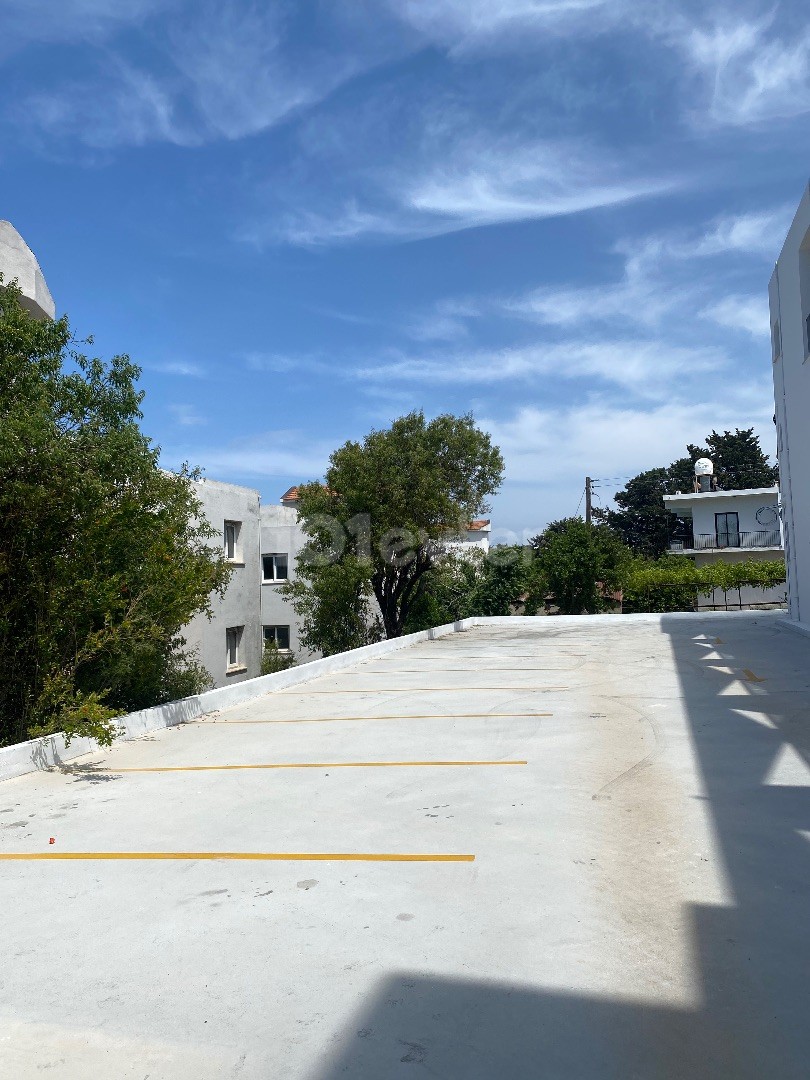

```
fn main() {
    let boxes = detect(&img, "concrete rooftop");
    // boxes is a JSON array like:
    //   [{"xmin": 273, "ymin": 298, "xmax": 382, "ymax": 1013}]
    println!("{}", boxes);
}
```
[{"xmin": 2, "ymin": 613, "xmax": 810, "ymax": 1078}]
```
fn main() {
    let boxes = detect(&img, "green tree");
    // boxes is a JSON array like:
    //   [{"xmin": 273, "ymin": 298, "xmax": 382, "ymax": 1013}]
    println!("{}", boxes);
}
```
[
  {"xmin": 0, "ymin": 279, "xmax": 231, "ymax": 747},
  {"xmin": 688, "ymin": 428, "xmax": 778, "ymax": 490},
  {"xmin": 261, "ymin": 639, "xmax": 296, "ymax": 675},
  {"xmin": 530, "ymin": 518, "xmax": 632, "ymax": 615},
  {"xmin": 282, "ymin": 411, "xmax": 504, "ymax": 649}
]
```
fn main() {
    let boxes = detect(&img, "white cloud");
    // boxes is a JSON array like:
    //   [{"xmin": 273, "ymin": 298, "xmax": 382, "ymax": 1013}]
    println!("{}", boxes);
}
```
[
  {"xmin": 148, "ymin": 360, "xmax": 206, "ymax": 377},
  {"xmin": 701, "ymin": 294, "xmax": 770, "ymax": 339},
  {"xmin": 14, "ymin": 4, "xmax": 376, "ymax": 149},
  {"xmin": 265, "ymin": 136, "xmax": 676, "ymax": 246},
  {"xmin": 508, "ymin": 207, "xmax": 790, "ymax": 333},
  {"xmin": 24, "ymin": 60, "xmax": 193, "ymax": 149},
  {"xmin": 168, "ymin": 403, "xmax": 205, "ymax": 426},
  {"xmin": 386, "ymin": 0, "xmax": 612, "ymax": 51},
  {"xmin": 482, "ymin": 386, "xmax": 777, "ymax": 529},
  {"xmin": 161, "ymin": 430, "xmax": 333, "ymax": 483},
  {"xmin": 679, "ymin": 15, "xmax": 810, "ymax": 126},
  {"xmin": 356, "ymin": 339, "xmax": 727, "ymax": 400}
]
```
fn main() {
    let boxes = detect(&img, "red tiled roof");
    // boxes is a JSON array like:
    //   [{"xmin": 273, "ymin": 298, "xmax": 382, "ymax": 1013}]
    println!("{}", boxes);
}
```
[
  {"xmin": 468, "ymin": 519, "xmax": 491, "ymax": 531},
  {"xmin": 280, "ymin": 486, "xmax": 300, "ymax": 503}
]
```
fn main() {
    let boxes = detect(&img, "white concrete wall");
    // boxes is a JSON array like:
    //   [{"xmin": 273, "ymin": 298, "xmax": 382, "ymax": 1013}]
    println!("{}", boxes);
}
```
[
  {"xmin": 259, "ymin": 503, "xmax": 314, "ymax": 660},
  {"xmin": 0, "ymin": 220, "xmax": 55, "ymax": 321},
  {"xmin": 770, "ymin": 183, "xmax": 810, "ymax": 630},
  {"xmin": 184, "ymin": 478, "xmax": 262, "ymax": 687}
]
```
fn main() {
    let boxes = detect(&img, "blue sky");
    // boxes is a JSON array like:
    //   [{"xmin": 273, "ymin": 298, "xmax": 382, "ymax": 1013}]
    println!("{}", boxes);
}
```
[{"xmin": 2, "ymin": 0, "xmax": 807, "ymax": 539}]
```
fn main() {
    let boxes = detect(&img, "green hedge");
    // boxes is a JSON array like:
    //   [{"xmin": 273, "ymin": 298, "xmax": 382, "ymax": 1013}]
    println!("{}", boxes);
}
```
[{"xmin": 623, "ymin": 558, "xmax": 786, "ymax": 613}]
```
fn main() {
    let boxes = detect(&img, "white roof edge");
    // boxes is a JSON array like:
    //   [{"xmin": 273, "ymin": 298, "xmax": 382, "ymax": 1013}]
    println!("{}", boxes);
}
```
[{"xmin": 663, "ymin": 487, "xmax": 779, "ymax": 502}]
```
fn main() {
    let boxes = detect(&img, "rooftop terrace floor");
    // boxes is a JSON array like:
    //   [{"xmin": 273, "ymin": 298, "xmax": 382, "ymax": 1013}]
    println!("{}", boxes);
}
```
[{"xmin": 2, "ymin": 613, "xmax": 810, "ymax": 1078}]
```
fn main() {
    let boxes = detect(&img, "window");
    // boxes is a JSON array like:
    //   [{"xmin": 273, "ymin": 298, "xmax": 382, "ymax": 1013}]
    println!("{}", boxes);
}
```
[
  {"xmin": 715, "ymin": 512, "xmax": 740, "ymax": 549},
  {"xmin": 772, "ymin": 320, "xmax": 782, "ymax": 363},
  {"xmin": 224, "ymin": 520, "xmax": 241, "ymax": 561},
  {"xmin": 262, "ymin": 553, "xmax": 288, "ymax": 581},
  {"xmin": 226, "ymin": 626, "xmax": 244, "ymax": 670},
  {"xmin": 264, "ymin": 625, "xmax": 290, "ymax": 651}
]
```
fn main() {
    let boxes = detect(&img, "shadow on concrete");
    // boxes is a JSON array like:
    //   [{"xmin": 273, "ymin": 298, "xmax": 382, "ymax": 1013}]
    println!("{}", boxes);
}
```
[
  {"xmin": 60, "ymin": 763, "xmax": 121, "ymax": 784},
  {"xmin": 308, "ymin": 614, "xmax": 810, "ymax": 1080}
]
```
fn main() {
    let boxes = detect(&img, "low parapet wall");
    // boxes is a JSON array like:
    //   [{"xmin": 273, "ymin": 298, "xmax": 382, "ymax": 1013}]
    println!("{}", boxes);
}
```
[{"xmin": 0, "ymin": 618, "xmax": 474, "ymax": 784}]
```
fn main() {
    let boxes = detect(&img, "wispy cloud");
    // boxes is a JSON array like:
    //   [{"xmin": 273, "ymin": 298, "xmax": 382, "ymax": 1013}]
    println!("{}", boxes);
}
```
[
  {"xmin": 508, "ymin": 207, "xmax": 790, "ymax": 334},
  {"xmin": 162, "ymin": 429, "xmax": 334, "ymax": 483},
  {"xmin": 148, "ymin": 360, "xmax": 206, "ymax": 377},
  {"xmin": 12, "ymin": 3, "xmax": 383, "ymax": 149},
  {"xmin": 356, "ymin": 339, "xmax": 727, "ymax": 400},
  {"xmin": 168, "ymin": 403, "xmax": 205, "ymax": 426},
  {"xmin": 386, "ymin": 0, "xmax": 614, "ymax": 52},
  {"xmin": 258, "ymin": 136, "xmax": 677, "ymax": 246},
  {"xmin": 677, "ymin": 13, "xmax": 810, "ymax": 126},
  {"xmin": 701, "ymin": 294, "xmax": 770, "ymax": 339}
]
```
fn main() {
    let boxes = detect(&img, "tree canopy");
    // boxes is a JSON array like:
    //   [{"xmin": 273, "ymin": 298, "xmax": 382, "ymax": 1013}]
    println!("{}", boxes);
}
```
[
  {"xmin": 281, "ymin": 411, "xmax": 504, "ymax": 649},
  {"xmin": 0, "ymin": 279, "xmax": 231, "ymax": 747},
  {"xmin": 530, "ymin": 518, "xmax": 632, "ymax": 615},
  {"xmin": 604, "ymin": 428, "xmax": 778, "ymax": 557}
]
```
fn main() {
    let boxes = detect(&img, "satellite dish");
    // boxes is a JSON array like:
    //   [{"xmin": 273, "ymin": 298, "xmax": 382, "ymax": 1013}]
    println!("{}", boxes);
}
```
[
  {"xmin": 756, "ymin": 505, "xmax": 778, "ymax": 527},
  {"xmin": 694, "ymin": 458, "xmax": 714, "ymax": 476}
]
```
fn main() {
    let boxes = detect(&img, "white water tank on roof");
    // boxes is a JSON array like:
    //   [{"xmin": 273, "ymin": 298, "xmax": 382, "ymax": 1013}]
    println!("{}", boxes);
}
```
[
  {"xmin": 0, "ymin": 220, "xmax": 55, "ymax": 321},
  {"xmin": 694, "ymin": 458, "xmax": 714, "ymax": 476}
]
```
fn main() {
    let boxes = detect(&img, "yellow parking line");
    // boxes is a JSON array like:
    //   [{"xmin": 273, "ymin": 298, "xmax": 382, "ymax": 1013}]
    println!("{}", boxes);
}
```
[
  {"xmin": 204, "ymin": 712, "xmax": 553, "ymax": 725},
  {"xmin": 100, "ymin": 760, "xmax": 528, "ymax": 773},
  {"xmin": 360, "ymin": 668, "xmax": 574, "ymax": 673},
  {"xmin": 285, "ymin": 687, "xmax": 569, "ymax": 694},
  {"xmin": 743, "ymin": 668, "xmax": 766, "ymax": 683},
  {"xmin": 0, "ymin": 851, "xmax": 475, "ymax": 863}
]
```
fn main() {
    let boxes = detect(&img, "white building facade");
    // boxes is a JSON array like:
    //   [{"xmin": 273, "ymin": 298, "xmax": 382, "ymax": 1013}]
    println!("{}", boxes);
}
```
[
  {"xmin": 769, "ymin": 184, "xmax": 810, "ymax": 631},
  {"xmin": 663, "ymin": 487, "xmax": 786, "ymax": 609}
]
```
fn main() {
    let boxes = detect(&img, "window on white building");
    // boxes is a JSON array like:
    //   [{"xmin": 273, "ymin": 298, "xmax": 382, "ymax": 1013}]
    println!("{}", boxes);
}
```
[
  {"xmin": 264, "ymin": 625, "xmax": 290, "ymax": 651},
  {"xmin": 771, "ymin": 320, "xmax": 781, "ymax": 362},
  {"xmin": 262, "ymin": 553, "xmax": 288, "ymax": 581},
  {"xmin": 224, "ymin": 520, "xmax": 241, "ymax": 561},
  {"xmin": 226, "ymin": 626, "xmax": 244, "ymax": 670}
]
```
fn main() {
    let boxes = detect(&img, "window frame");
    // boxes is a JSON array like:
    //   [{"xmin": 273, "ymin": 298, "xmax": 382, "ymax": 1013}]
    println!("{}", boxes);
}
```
[
  {"xmin": 225, "ymin": 625, "xmax": 245, "ymax": 672},
  {"xmin": 224, "ymin": 520, "xmax": 242, "ymax": 563},
  {"xmin": 263, "ymin": 624, "xmax": 291, "ymax": 652},
  {"xmin": 715, "ymin": 511, "xmax": 740, "ymax": 549},
  {"xmin": 262, "ymin": 552, "xmax": 289, "ymax": 582}
]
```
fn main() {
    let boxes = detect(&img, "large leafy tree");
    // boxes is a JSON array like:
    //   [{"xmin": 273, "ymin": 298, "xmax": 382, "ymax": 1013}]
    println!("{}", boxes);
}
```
[
  {"xmin": 0, "ymin": 280, "xmax": 231, "ymax": 747},
  {"xmin": 604, "ymin": 429, "xmax": 777, "ymax": 557},
  {"xmin": 530, "ymin": 518, "xmax": 632, "ymax": 615},
  {"xmin": 282, "ymin": 411, "xmax": 504, "ymax": 648}
]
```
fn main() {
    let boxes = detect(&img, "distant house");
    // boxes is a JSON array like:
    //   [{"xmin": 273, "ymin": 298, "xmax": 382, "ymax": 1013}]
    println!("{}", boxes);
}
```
[
  {"xmin": 769, "ymin": 184, "xmax": 810, "ymax": 633},
  {"xmin": 663, "ymin": 480, "xmax": 786, "ymax": 610}
]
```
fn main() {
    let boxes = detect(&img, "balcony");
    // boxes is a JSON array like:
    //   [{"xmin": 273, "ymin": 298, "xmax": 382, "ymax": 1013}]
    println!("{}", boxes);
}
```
[{"xmin": 669, "ymin": 529, "xmax": 782, "ymax": 553}]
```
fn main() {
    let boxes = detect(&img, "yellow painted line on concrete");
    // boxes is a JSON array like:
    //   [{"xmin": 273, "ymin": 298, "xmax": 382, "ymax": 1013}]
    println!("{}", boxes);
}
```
[
  {"xmin": 204, "ymin": 712, "xmax": 553, "ymax": 725},
  {"xmin": 359, "ymin": 668, "xmax": 575, "ymax": 673},
  {"xmin": 282, "ymin": 686, "xmax": 570, "ymax": 694},
  {"xmin": 743, "ymin": 668, "xmax": 766, "ymax": 683},
  {"xmin": 0, "ymin": 851, "xmax": 475, "ymax": 863},
  {"xmin": 103, "ymin": 759, "xmax": 528, "ymax": 774}
]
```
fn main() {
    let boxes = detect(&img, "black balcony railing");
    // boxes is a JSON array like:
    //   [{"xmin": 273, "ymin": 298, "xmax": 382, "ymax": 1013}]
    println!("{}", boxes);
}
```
[{"xmin": 670, "ymin": 529, "xmax": 782, "ymax": 552}]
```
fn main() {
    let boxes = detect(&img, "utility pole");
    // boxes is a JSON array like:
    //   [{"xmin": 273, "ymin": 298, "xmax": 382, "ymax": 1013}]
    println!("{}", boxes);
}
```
[{"xmin": 585, "ymin": 477, "xmax": 592, "ymax": 524}]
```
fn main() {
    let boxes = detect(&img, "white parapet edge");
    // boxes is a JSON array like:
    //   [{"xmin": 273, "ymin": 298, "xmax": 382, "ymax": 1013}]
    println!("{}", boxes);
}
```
[
  {"xmin": 0, "ymin": 609, "xmax": 784, "ymax": 784},
  {"xmin": 0, "ymin": 618, "xmax": 474, "ymax": 784}
]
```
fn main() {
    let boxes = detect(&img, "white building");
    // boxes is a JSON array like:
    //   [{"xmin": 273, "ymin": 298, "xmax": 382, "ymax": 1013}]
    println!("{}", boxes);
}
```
[
  {"xmin": 663, "ymin": 483, "xmax": 785, "ymax": 610},
  {"xmin": 184, "ymin": 478, "xmax": 263, "ymax": 686},
  {"xmin": 0, "ymin": 220, "xmax": 55, "ymax": 320},
  {"xmin": 769, "ymin": 183, "xmax": 810, "ymax": 632}
]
